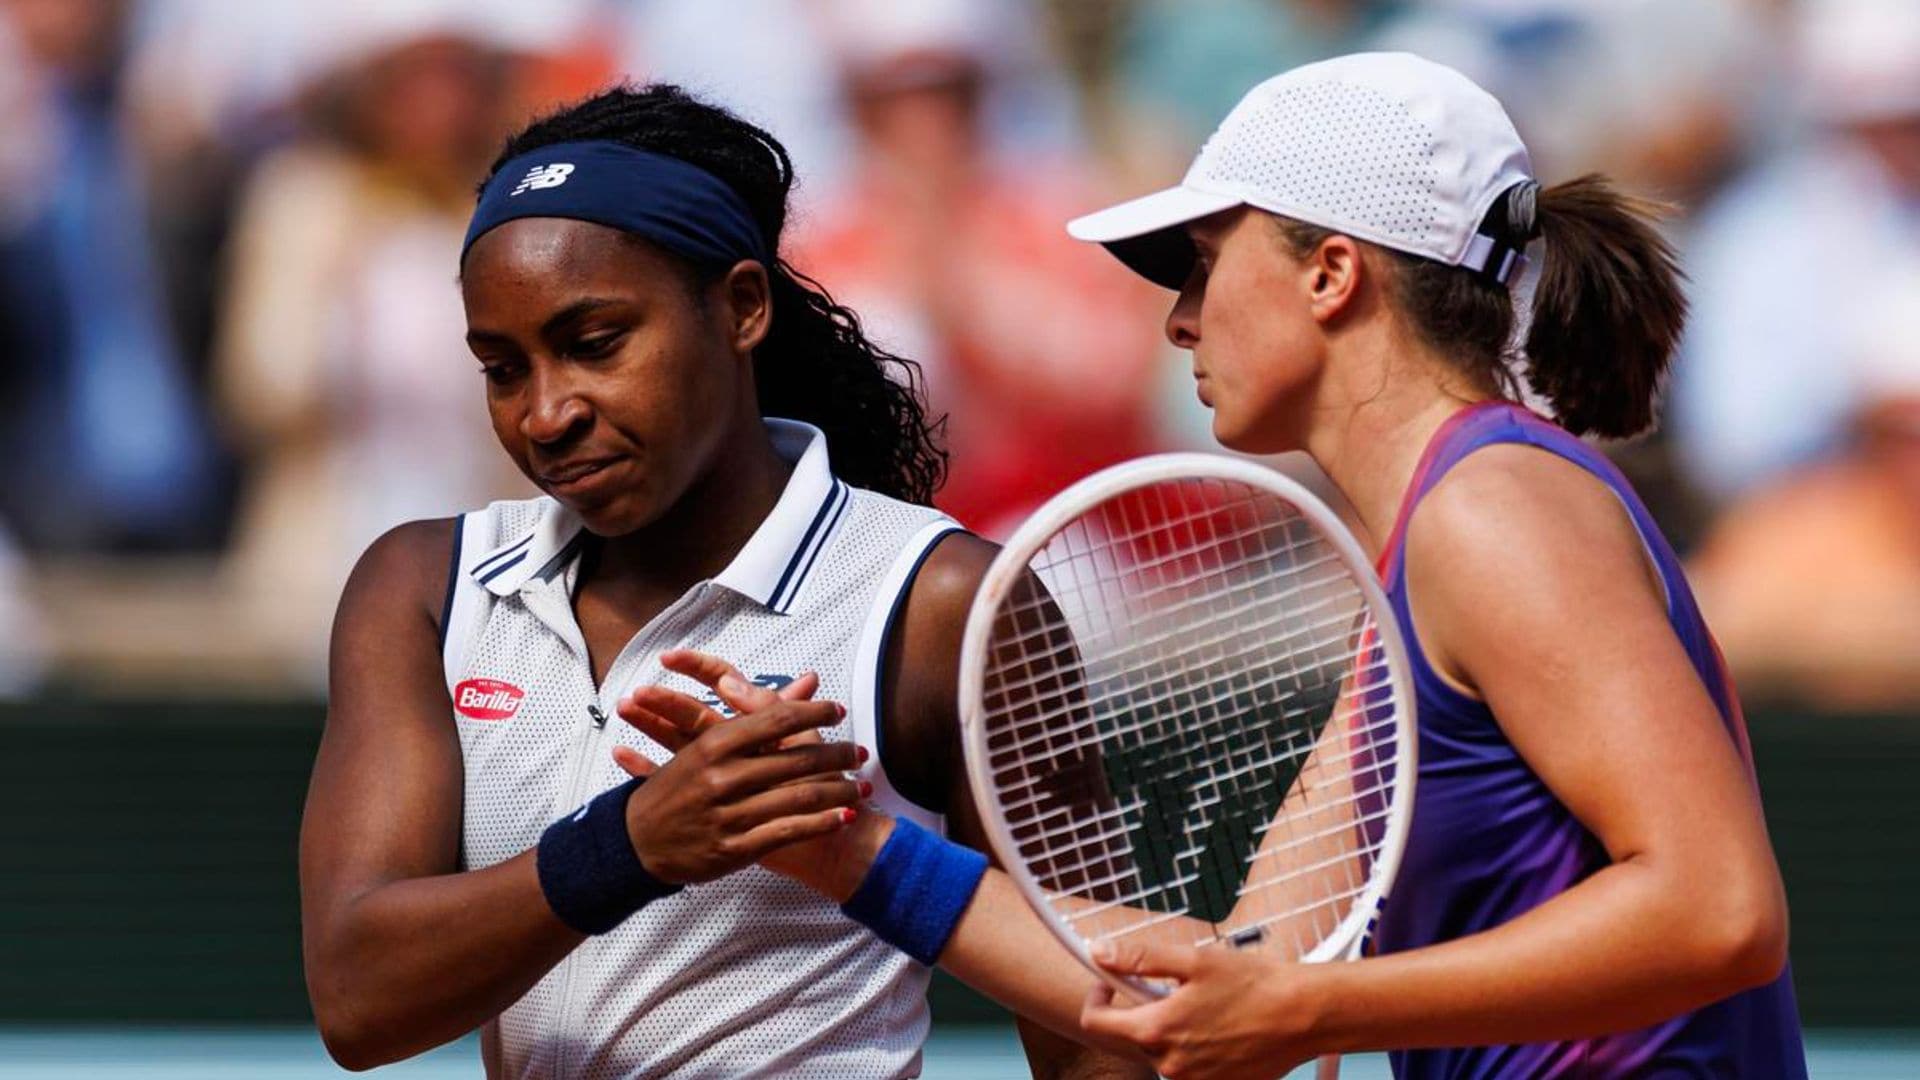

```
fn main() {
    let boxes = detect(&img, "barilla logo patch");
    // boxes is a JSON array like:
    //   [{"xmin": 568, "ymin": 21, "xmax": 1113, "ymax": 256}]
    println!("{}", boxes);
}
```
[
  {"xmin": 454, "ymin": 678, "xmax": 526, "ymax": 721},
  {"xmin": 510, "ymin": 162, "xmax": 574, "ymax": 196}
]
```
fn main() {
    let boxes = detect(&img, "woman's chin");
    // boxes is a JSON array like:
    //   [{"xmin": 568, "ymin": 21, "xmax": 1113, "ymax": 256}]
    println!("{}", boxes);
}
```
[
  {"xmin": 1213, "ymin": 415, "xmax": 1296, "ymax": 457},
  {"xmin": 561, "ymin": 493, "xmax": 655, "ymax": 538}
]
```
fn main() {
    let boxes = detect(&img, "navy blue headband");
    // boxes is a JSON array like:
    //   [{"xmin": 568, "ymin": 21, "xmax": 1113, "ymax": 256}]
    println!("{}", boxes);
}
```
[{"xmin": 462, "ymin": 140, "xmax": 768, "ymax": 266}]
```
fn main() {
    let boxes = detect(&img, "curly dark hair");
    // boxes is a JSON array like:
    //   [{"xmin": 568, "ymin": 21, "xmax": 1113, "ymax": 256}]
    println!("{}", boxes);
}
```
[{"xmin": 479, "ymin": 84, "xmax": 947, "ymax": 504}]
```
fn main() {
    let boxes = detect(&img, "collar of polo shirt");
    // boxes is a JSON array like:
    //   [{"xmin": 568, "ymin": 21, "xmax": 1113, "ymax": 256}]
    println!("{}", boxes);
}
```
[{"xmin": 470, "ymin": 419, "xmax": 852, "ymax": 615}]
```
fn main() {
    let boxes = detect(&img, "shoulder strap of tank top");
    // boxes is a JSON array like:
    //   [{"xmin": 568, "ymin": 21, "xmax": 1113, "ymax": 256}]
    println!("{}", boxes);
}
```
[
  {"xmin": 850, "ymin": 517, "xmax": 966, "ymax": 836},
  {"xmin": 1376, "ymin": 400, "xmax": 1701, "ymax": 644},
  {"xmin": 1375, "ymin": 402, "xmax": 1751, "ymax": 750},
  {"xmin": 441, "ymin": 511, "xmax": 498, "ymax": 694},
  {"xmin": 1376, "ymin": 401, "xmax": 1526, "ymax": 583}
]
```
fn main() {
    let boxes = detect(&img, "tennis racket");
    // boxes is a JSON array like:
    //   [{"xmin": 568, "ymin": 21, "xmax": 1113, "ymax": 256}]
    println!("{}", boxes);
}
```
[{"xmin": 958, "ymin": 454, "xmax": 1416, "ymax": 1078}]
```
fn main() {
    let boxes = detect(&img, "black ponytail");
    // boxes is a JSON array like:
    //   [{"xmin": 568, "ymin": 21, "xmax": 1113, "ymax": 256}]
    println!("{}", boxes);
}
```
[
  {"xmin": 479, "ymin": 84, "xmax": 946, "ymax": 503},
  {"xmin": 1269, "ymin": 174, "xmax": 1687, "ymax": 439}
]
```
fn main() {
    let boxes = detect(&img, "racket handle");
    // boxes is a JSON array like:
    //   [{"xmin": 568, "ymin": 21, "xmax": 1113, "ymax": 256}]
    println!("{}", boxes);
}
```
[{"xmin": 1314, "ymin": 1053, "xmax": 1341, "ymax": 1080}]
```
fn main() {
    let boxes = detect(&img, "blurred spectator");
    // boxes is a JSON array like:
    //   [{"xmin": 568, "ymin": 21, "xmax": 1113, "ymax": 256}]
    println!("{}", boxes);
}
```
[
  {"xmin": 1374, "ymin": 0, "xmax": 1765, "ymax": 201},
  {"xmin": 1118, "ymin": 0, "xmax": 1405, "ymax": 145},
  {"xmin": 214, "ymin": 22, "xmax": 533, "ymax": 682},
  {"xmin": 127, "ymin": 1, "xmax": 616, "ymax": 396},
  {"xmin": 1669, "ymin": 0, "xmax": 1920, "ymax": 502},
  {"xmin": 0, "ymin": 0, "xmax": 223, "ymax": 551},
  {"xmin": 798, "ymin": 0, "xmax": 1165, "ymax": 537},
  {"xmin": 1689, "ymin": 262, "xmax": 1920, "ymax": 711},
  {"xmin": 619, "ymin": 0, "xmax": 1079, "ymax": 212},
  {"xmin": 616, "ymin": 0, "xmax": 848, "ymax": 203}
]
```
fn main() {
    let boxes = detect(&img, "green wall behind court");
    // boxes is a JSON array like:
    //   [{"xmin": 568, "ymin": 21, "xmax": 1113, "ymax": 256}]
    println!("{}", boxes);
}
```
[{"xmin": 0, "ymin": 702, "xmax": 1911, "ymax": 1026}]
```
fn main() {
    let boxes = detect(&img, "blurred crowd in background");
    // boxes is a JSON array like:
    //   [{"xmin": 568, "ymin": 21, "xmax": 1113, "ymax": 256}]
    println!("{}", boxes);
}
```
[{"xmin": 0, "ymin": 0, "xmax": 1916, "ymax": 709}]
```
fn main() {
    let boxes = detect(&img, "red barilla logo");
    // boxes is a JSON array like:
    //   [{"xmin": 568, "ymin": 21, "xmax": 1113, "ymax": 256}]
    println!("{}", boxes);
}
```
[{"xmin": 454, "ymin": 678, "xmax": 525, "ymax": 721}]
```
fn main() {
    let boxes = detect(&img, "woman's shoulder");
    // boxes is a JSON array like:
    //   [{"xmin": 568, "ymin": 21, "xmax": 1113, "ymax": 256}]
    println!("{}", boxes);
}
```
[
  {"xmin": 352, "ymin": 518, "xmax": 459, "ymax": 582},
  {"xmin": 340, "ymin": 496, "xmax": 553, "ymax": 623},
  {"xmin": 337, "ymin": 517, "xmax": 463, "ymax": 644},
  {"xmin": 1414, "ymin": 442, "xmax": 1655, "ymax": 606},
  {"xmin": 459, "ymin": 494, "xmax": 560, "ymax": 550},
  {"xmin": 902, "ymin": 529, "xmax": 999, "ymax": 612},
  {"xmin": 1410, "ymin": 442, "xmax": 1644, "ymax": 579},
  {"xmin": 1398, "ymin": 442, "xmax": 1674, "ymax": 702}
]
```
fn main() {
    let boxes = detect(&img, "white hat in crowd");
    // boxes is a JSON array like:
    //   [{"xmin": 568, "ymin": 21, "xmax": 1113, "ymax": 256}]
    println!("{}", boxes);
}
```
[{"xmin": 1798, "ymin": 0, "xmax": 1920, "ymax": 124}]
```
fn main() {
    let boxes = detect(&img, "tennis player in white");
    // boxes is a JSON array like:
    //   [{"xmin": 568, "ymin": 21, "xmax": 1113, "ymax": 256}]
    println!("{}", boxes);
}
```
[{"xmin": 299, "ymin": 85, "xmax": 1139, "ymax": 1078}]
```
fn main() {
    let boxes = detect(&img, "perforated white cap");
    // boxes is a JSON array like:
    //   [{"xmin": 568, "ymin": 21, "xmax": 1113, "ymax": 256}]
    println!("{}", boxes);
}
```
[{"xmin": 1069, "ymin": 52, "xmax": 1535, "ymax": 288}]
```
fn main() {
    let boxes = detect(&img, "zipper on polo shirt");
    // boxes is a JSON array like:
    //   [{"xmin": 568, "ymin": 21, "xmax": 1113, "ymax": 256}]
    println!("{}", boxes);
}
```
[
  {"xmin": 549, "ymin": 663, "xmax": 604, "ymax": 1080},
  {"xmin": 550, "ymin": 583, "xmax": 714, "ymax": 1077}
]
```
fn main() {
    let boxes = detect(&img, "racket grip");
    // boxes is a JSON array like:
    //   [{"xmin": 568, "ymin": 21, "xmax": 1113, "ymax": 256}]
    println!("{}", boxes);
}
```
[{"xmin": 1315, "ymin": 1054, "xmax": 1341, "ymax": 1080}]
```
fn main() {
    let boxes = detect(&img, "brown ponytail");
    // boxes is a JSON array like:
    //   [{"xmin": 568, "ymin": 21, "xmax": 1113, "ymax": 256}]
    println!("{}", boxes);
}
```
[
  {"xmin": 1268, "ymin": 174, "xmax": 1688, "ymax": 440},
  {"xmin": 1521, "ymin": 175, "xmax": 1687, "ymax": 439}
]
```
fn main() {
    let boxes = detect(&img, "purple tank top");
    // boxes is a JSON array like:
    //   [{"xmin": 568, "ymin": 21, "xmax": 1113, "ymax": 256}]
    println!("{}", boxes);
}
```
[{"xmin": 1372, "ymin": 402, "xmax": 1806, "ymax": 1078}]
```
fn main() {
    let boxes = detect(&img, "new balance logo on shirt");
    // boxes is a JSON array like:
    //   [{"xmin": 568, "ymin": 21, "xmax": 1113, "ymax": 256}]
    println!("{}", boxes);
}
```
[
  {"xmin": 511, "ymin": 163, "xmax": 575, "ymax": 196},
  {"xmin": 697, "ymin": 674, "xmax": 795, "ymax": 716}
]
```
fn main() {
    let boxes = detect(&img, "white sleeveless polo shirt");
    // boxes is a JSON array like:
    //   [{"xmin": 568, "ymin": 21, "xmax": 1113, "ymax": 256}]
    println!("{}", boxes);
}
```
[{"xmin": 439, "ymin": 420, "xmax": 961, "ymax": 1079}]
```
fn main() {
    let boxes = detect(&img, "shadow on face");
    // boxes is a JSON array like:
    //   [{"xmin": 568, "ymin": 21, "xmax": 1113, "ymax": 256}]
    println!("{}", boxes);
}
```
[
  {"xmin": 1172, "ymin": 209, "xmax": 1328, "ymax": 455},
  {"xmin": 459, "ymin": 218, "xmax": 749, "ymax": 536}
]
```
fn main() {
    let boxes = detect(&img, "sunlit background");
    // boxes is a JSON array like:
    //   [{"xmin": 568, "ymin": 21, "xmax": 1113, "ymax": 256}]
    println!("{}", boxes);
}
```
[{"xmin": 1, "ymin": 0, "xmax": 1915, "ymax": 1075}]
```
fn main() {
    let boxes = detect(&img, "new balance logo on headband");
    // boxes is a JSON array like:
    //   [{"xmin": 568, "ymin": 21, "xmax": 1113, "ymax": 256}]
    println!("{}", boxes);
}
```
[{"xmin": 511, "ymin": 163, "xmax": 575, "ymax": 196}]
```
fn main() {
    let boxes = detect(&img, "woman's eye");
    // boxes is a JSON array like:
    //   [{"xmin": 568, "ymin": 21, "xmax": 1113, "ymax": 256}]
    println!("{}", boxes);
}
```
[
  {"xmin": 479, "ymin": 363, "xmax": 521, "ymax": 385},
  {"xmin": 572, "ymin": 333, "xmax": 624, "ymax": 359}
]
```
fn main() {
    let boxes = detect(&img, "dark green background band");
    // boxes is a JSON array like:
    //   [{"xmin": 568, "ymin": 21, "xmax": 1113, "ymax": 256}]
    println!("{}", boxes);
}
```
[{"xmin": 0, "ymin": 699, "xmax": 1909, "ymax": 1027}]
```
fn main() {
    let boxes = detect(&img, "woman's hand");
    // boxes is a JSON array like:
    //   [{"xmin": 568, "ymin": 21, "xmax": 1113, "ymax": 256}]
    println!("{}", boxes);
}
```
[
  {"xmin": 613, "ymin": 650, "xmax": 892, "ymax": 898},
  {"xmin": 1078, "ymin": 940, "xmax": 1323, "ymax": 1080},
  {"xmin": 607, "ymin": 669, "xmax": 863, "ymax": 885}
]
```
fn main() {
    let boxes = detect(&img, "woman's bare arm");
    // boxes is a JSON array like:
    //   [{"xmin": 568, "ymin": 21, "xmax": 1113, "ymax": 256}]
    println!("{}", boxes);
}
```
[{"xmin": 300, "ymin": 520, "xmax": 582, "ymax": 1069}]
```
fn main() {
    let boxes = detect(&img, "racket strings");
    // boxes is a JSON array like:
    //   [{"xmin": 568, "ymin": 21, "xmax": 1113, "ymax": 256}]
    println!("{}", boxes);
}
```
[
  {"xmin": 981, "ymin": 498, "xmax": 1354, "ymax": 650},
  {"xmin": 1020, "ymin": 782, "xmax": 1400, "ymax": 905},
  {"xmin": 983, "ymin": 646, "xmax": 1394, "ymax": 765},
  {"xmin": 977, "ymin": 478, "xmax": 1404, "ymax": 963},
  {"xmin": 987, "ymin": 549, "xmax": 1366, "ymax": 733},
  {"xmin": 982, "ymin": 584, "xmax": 1371, "ymax": 716},
  {"xmin": 1005, "ymin": 742, "xmax": 1400, "ymax": 922},
  {"xmin": 988, "ymin": 681, "xmax": 1397, "ymax": 823},
  {"xmin": 998, "ymin": 717, "xmax": 1399, "ymax": 852}
]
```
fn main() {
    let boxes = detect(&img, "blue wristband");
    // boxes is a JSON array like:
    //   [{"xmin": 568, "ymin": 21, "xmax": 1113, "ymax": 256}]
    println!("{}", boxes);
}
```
[
  {"xmin": 536, "ymin": 776, "xmax": 681, "ymax": 935},
  {"xmin": 839, "ymin": 818, "xmax": 988, "ymax": 966}
]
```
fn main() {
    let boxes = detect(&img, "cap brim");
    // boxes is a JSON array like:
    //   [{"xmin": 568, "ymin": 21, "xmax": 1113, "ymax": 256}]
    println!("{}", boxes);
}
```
[{"xmin": 1067, "ymin": 185, "xmax": 1243, "ymax": 289}]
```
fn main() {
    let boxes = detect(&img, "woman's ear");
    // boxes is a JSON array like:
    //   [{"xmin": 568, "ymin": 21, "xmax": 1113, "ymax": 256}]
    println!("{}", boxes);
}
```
[
  {"xmin": 720, "ymin": 259, "xmax": 773, "ymax": 355},
  {"xmin": 1306, "ymin": 235, "xmax": 1364, "ymax": 325}
]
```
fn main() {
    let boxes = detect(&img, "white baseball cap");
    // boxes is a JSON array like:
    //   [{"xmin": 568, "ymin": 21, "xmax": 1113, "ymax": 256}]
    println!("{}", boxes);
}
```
[{"xmin": 1069, "ymin": 52, "xmax": 1536, "ymax": 289}]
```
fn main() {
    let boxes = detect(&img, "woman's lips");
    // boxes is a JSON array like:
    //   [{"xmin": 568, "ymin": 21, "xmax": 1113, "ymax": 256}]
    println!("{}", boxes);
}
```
[{"xmin": 539, "ymin": 456, "xmax": 621, "ymax": 497}]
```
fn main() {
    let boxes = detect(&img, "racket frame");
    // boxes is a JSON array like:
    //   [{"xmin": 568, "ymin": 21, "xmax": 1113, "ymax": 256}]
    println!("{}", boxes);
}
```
[{"xmin": 957, "ymin": 453, "xmax": 1418, "ymax": 998}]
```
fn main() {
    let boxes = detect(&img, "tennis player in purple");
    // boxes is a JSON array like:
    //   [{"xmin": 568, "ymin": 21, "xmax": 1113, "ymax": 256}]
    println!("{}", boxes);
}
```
[
  {"xmin": 609, "ymin": 53, "xmax": 1809, "ymax": 1078},
  {"xmin": 1055, "ymin": 52, "xmax": 1809, "ymax": 1078},
  {"xmin": 1365, "ymin": 401, "xmax": 1805, "ymax": 1078}
]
